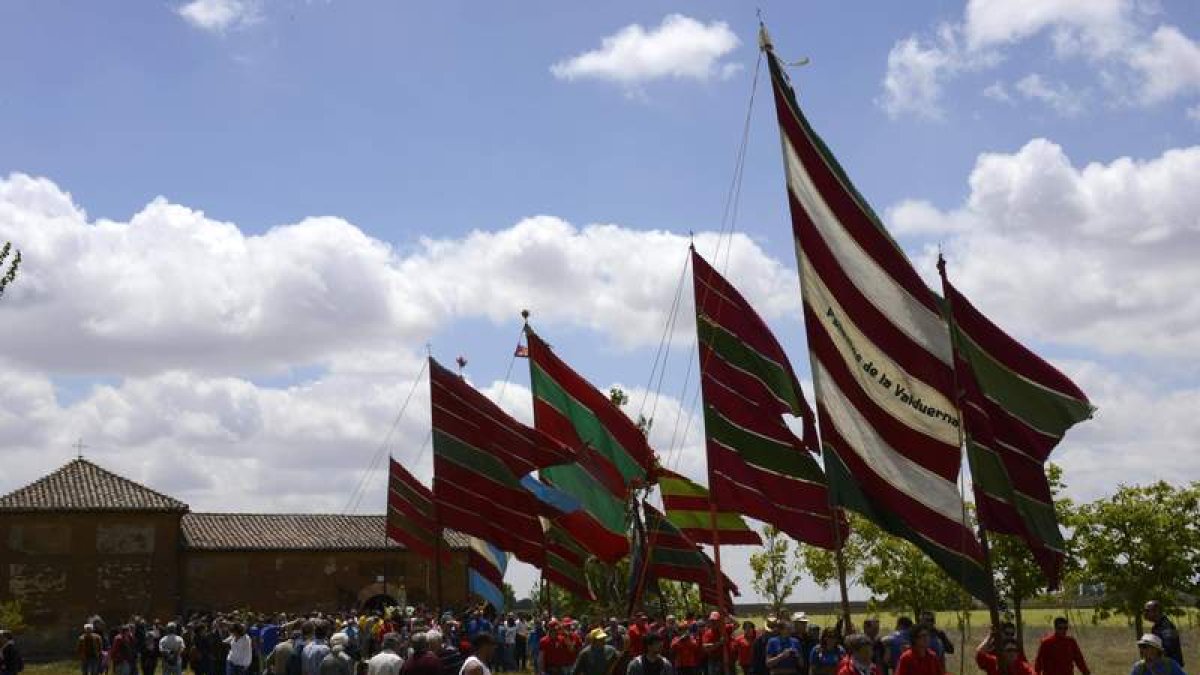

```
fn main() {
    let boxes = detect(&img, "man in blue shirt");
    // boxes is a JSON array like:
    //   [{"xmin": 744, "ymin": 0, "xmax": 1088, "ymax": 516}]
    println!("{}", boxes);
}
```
[
  {"xmin": 884, "ymin": 617, "xmax": 913, "ymax": 673},
  {"xmin": 765, "ymin": 621, "xmax": 804, "ymax": 675}
]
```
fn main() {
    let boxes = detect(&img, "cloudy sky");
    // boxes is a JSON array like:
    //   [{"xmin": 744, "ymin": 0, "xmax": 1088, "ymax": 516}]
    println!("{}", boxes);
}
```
[{"xmin": 1, "ymin": 0, "xmax": 1198, "ymax": 603}]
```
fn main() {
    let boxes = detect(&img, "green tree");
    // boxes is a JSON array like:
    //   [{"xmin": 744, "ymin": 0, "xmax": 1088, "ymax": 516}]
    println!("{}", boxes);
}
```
[
  {"xmin": 1072, "ymin": 481, "xmax": 1200, "ymax": 636},
  {"xmin": 798, "ymin": 515, "xmax": 970, "ymax": 618},
  {"xmin": 652, "ymin": 580, "xmax": 702, "ymax": 618},
  {"xmin": 502, "ymin": 583, "xmax": 518, "ymax": 610},
  {"xmin": 530, "ymin": 581, "xmax": 593, "ymax": 618},
  {"xmin": 0, "ymin": 242, "xmax": 19, "ymax": 299},
  {"xmin": 988, "ymin": 463, "xmax": 1076, "ymax": 644},
  {"xmin": 0, "ymin": 600, "xmax": 25, "ymax": 632},
  {"xmin": 750, "ymin": 525, "xmax": 803, "ymax": 617}
]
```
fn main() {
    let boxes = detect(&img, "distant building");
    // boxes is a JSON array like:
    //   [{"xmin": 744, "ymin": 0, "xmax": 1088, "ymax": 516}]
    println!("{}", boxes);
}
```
[{"xmin": 0, "ymin": 458, "xmax": 469, "ymax": 655}]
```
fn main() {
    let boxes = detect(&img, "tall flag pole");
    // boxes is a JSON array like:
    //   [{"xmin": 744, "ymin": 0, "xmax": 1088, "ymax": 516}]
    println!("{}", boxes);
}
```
[
  {"xmin": 759, "ymin": 23, "xmax": 993, "ymax": 603},
  {"xmin": 938, "ymin": 256, "xmax": 1093, "ymax": 592}
]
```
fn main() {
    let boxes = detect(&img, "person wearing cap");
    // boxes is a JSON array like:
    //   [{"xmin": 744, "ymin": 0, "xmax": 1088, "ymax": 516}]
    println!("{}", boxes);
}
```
[
  {"xmin": 540, "ymin": 621, "xmax": 574, "ymax": 675},
  {"xmin": 975, "ymin": 630, "xmax": 1031, "ymax": 675},
  {"xmin": 702, "ymin": 613, "xmax": 734, "ymax": 675},
  {"xmin": 1131, "ymin": 634, "xmax": 1186, "ymax": 675},
  {"xmin": 571, "ymin": 629, "xmax": 619, "ymax": 675},
  {"xmin": 766, "ymin": 618, "xmax": 804, "ymax": 675},
  {"xmin": 629, "ymin": 633, "xmax": 674, "ymax": 675},
  {"xmin": 839, "ymin": 634, "xmax": 881, "ymax": 675},
  {"xmin": 1033, "ymin": 618, "xmax": 1089, "ymax": 675},
  {"xmin": 1145, "ymin": 602, "xmax": 1185, "ymax": 668},
  {"xmin": 77, "ymin": 623, "xmax": 104, "ymax": 675}
]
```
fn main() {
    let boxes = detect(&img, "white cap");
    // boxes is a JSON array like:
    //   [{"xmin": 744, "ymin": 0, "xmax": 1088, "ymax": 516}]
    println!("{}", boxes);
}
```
[
  {"xmin": 1138, "ymin": 634, "xmax": 1163, "ymax": 651},
  {"xmin": 426, "ymin": 630, "xmax": 443, "ymax": 643}
]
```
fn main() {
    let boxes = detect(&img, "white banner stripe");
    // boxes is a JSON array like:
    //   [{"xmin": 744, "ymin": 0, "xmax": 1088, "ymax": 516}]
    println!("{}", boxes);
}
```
[
  {"xmin": 813, "ymin": 360, "xmax": 968, "ymax": 525},
  {"xmin": 782, "ymin": 135, "xmax": 952, "ymax": 363},
  {"xmin": 799, "ymin": 253, "xmax": 961, "ymax": 447}
]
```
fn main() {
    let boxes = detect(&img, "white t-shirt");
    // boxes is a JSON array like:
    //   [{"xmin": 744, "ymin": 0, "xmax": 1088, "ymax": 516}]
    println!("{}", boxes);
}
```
[
  {"xmin": 500, "ymin": 625, "xmax": 517, "ymax": 645},
  {"xmin": 460, "ymin": 655, "xmax": 492, "ymax": 675},
  {"xmin": 160, "ymin": 634, "xmax": 186, "ymax": 659},
  {"xmin": 226, "ymin": 635, "xmax": 254, "ymax": 668},
  {"xmin": 367, "ymin": 651, "xmax": 403, "ymax": 675},
  {"xmin": 515, "ymin": 620, "xmax": 529, "ymax": 638}
]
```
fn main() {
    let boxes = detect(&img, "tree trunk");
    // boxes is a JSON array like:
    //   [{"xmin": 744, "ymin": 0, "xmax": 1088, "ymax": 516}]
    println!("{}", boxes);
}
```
[{"xmin": 1011, "ymin": 592, "xmax": 1025, "ymax": 651}]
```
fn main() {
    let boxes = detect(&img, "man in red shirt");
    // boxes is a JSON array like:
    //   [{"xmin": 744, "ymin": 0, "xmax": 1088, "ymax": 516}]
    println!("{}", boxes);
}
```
[
  {"xmin": 895, "ymin": 627, "xmax": 943, "ymax": 675},
  {"xmin": 628, "ymin": 614, "xmax": 650, "ymax": 658},
  {"xmin": 702, "ymin": 612, "xmax": 734, "ymax": 675},
  {"xmin": 976, "ymin": 633, "xmax": 1034, "ymax": 675},
  {"xmin": 734, "ymin": 622, "xmax": 756, "ymax": 675},
  {"xmin": 1033, "ymin": 618, "xmax": 1090, "ymax": 675},
  {"xmin": 540, "ymin": 621, "xmax": 575, "ymax": 675},
  {"xmin": 673, "ymin": 624, "xmax": 705, "ymax": 675}
]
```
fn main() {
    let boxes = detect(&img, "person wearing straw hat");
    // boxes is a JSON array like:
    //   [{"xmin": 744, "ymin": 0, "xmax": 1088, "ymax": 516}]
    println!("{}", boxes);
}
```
[
  {"xmin": 1131, "ymin": 634, "xmax": 1186, "ymax": 675},
  {"xmin": 571, "ymin": 629, "xmax": 619, "ymax": 675}
]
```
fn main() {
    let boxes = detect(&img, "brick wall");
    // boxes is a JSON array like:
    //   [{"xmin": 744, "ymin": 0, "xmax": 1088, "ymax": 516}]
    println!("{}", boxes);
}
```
[
  {"xmin": 180, "ymin": 548, "xmax": 468, "ymax": 614},
  {"xmin": 0, "ymin": 511, "xmax": 183, "ymax": 655}
]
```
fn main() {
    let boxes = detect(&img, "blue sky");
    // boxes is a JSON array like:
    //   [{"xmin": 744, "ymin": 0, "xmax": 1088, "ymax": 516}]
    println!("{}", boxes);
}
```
[{"xmin": 1, "ymin": 0, "xmax": 1198, "ymax": 602}]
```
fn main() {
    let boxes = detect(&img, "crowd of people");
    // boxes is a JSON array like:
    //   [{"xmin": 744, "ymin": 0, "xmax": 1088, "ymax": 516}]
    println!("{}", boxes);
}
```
[{"xmin": 0, "ymin": 599, "xmax": 1187, "ymax": 675}]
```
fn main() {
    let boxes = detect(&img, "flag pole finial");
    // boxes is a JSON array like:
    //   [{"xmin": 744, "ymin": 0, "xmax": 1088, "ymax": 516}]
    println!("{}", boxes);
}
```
[
  {"xmin": 455, "ymin": 355, "xmax": 468, "ymax": 378},
  {"xmin": 520, "ymin": 308, "xmax": 530, "ymax": 323}
]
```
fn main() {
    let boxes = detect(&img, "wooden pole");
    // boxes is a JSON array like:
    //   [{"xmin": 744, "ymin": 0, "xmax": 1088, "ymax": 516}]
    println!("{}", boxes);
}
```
[
  {"xmin": 709, "ymin": 501, "xmax": 730, "ymax": 675},
  {"xmin": 977, "ymin": 525, "xmax": 1002, "ymax": 630},
  {"xmin": 938, "ymin": 254, "xmax": 1003, "ymax": 632},
  {"xmin": 831, "ymin": 512, "xmax": 853, "ymax": 632}
]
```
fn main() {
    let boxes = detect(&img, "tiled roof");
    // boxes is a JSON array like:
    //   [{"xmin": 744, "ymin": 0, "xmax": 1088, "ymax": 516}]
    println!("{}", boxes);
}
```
[
  {"xmin": 181, "ymin": 513, "xmax": 470, "ymax": 552},
  {"xmin": 0, "ymin": 458, "xmax": 190, "ymax": 513}
]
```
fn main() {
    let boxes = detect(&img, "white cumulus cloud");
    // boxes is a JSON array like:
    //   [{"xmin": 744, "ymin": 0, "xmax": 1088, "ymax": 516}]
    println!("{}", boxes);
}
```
[
  {"xmin": 550, "ymin": 14, "xmax": 740, "ymax": 91},
  {"xmin": 0, "ymin": 173, "xmax": 800, "ymax": 377},
  {"xmin": 882, "ymin": 0, "xmax": 1200, "ymax": 119},
  {"xmin": 176, "ymin": 0, "xmax": 260, "ymax": 33},
  {"xmin": 899, "ymin": 139, "xmax": 1200, "ymax": 359},
  {"xmin": 1014, "ymin": 73, "xmax": 1088, "ymax": 116}
]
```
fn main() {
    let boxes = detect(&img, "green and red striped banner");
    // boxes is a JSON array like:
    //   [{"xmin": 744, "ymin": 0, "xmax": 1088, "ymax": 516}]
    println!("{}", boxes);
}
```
[
  {"xmin": 641, "ymin": 502, "xmax": 717, "ymax": 587},
  {"xmin": 691, "ymin": 248, "xmax": 839, "ymax": 549},
  {"xmin": 658, "ymin": 468, "xmax": 761, "ymax": 546},
  {"xmin": 431, "ymin": 357, "xmax": 573, "ymax": 568},
  {"xmin": 542, "ymin": 518, "xmax": 595, "ymax": 601},
  {"xmin": 526, "ymin": 328, "xmax": 655, "ymax": 494},
  {"xmin": 386, "ymin": 458, "xmax": 448, "ymax": 563},
  {"xmin": 940, "ymin": 260, "xmax": 1092, "ymax": 587},
  {"xmin": 762, "ymin": 29, "xmax": 991, "ymax": 602},
  {"xmin": 527, "ymin": 327, "xmax": 647, "ymax": 562}
]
